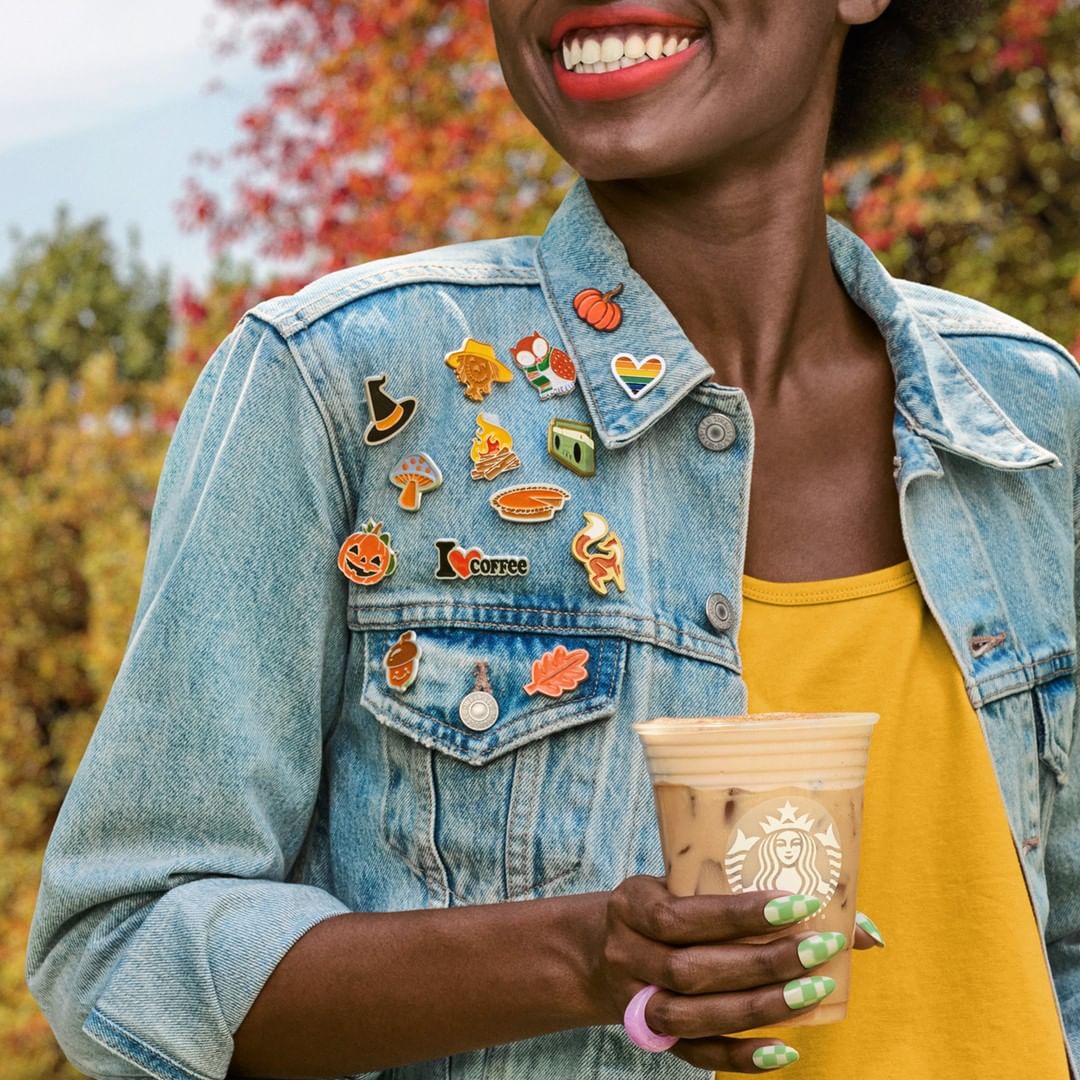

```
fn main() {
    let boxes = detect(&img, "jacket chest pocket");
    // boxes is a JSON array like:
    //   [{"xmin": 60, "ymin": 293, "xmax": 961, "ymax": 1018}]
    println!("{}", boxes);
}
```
[{"xmin": 356, "ymin": 622, "xmax": 627, "ymax": 904}]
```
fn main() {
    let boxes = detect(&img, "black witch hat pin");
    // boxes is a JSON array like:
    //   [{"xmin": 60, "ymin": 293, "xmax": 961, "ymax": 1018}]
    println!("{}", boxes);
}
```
[{"xmin": 363, "ymin": 373, "xmax": 417, "ymax": 446}]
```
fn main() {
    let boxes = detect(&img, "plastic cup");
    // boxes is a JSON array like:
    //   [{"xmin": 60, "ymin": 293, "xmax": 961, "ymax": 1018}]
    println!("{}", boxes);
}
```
[{"xmin": 633, "ymin": 712, "xmax": 879, "ymax": 1026}]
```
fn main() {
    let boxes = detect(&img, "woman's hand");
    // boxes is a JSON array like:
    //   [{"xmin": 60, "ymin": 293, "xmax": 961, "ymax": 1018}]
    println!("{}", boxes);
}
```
[{"xmin": 591, "ymin": 875, "xmax": 882, "ymax": 1073}]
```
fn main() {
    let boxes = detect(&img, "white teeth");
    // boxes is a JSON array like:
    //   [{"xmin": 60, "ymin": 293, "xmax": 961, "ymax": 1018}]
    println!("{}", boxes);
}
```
[
  {"xmin": 562, "ymin": 28, "xmax": 700, "ymax": 71},
  {"xmin": 600, "ymin": 34, "xmax": 623, "ymax": 62}
]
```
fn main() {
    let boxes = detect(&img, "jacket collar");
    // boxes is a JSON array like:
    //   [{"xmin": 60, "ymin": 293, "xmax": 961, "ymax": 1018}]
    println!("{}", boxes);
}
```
[{"xmin": 535, "ymin": 178, "xmax": 1057, "ymax": 469}]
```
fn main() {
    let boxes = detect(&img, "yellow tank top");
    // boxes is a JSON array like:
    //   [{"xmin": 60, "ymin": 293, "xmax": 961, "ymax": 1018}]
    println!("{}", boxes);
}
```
[{"xmin": 732, "ymin": 560, "xmax": 1068, "ymax": 1077}]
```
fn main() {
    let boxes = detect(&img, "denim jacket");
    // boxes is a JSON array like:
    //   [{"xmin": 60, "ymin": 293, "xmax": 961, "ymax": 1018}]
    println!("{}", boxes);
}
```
[{"xmin": 27, "ymin": 179, "xmax": 1080, "ymax": 1080}]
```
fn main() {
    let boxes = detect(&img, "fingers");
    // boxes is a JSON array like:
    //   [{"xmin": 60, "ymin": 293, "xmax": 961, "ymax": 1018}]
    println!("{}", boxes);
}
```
[
  {"xmin": 671, "ymin": 1036, "xmax": 800, "ymax": 1073},
  {"xmin": 854, "ymin": 911, "xmax": 886, "ymax": 949},
  {"xmin": 644, "ymin": 973, "xmax": 836, "ymax": 1041},
  {"xmin": 614, "ymin": 876, "xmax": 820, "ymax": 946},
  {"xmin": 627, "ymin": 925, "xmax": 847, "ymax": 994}
]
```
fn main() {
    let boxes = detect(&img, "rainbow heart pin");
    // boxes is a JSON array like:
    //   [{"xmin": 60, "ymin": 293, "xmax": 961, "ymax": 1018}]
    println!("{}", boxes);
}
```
[{"xmin": 611, "ymin": 352, "xmax": 666, "ymax": 400}]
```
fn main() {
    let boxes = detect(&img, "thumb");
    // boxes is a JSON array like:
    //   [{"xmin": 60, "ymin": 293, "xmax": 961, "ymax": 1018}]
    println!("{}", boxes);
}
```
[{"xmin": 853, "ymin": 911, "xmax": 886, "ymax": 950}]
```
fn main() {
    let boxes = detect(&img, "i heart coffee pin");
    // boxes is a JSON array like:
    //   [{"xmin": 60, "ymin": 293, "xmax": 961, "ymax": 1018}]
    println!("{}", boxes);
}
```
[{"xmin": 611, "ymin": 353, "xmax": 666, "ymax": 400}]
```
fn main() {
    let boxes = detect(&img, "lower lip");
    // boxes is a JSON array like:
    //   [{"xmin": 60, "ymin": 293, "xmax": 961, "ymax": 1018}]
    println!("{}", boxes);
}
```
[{"xmin": 552, "ymin": 39, "xmax": 705, "ymax": 103}]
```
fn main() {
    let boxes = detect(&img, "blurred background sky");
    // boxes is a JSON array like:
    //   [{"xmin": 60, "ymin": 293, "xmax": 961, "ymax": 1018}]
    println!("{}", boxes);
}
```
[{"xmin": 0, "ymin": 0, "xmax": 278, "ymax": 292}]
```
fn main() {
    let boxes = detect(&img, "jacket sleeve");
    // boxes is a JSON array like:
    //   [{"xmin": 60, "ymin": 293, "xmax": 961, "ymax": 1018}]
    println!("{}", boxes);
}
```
[
  {"xmin": 25, "ymin": 314, "xmax": 354, "ymax": 1080},
  {"xmin": 1046, "ymin": 443, "xmax": 1080, "ymax": 1077}
]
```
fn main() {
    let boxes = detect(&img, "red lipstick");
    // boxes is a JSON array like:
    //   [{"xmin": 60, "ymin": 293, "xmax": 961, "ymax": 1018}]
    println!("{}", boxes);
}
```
[
  {"xmin": 549, "ymin": 5, "xmax": 703, "ymax": 49},
  {"xmin": 552, "ymin": 39, "xmax": 704, "ymax": 104}
]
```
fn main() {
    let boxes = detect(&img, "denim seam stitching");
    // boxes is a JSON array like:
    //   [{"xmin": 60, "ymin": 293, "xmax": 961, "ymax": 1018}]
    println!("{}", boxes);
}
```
[
  {"xmin": 351, "ymin": 614, "xmax": 736, "ymax": 667},
  {"xmin": 349, "ymin": 617, "xmax": 738, "ymax": 665},
  {"xmin": 347, "ymin": 602, "xmax": 734, "ymax": 653},
  {"xmin": 245, "ymin": 314, "xmax": 355, "ymax": 525},
  {"xmin": 934, "ymin": 325, "xmax": 1080, "ymax": 365},
  {"xmin": 972, "ymin": 650, "xmax": 1076, "ymax": 690},
  {"xmin": 84, "ymin": 1008, "xmax": 214, "ymax": 1080},
  {"xmin": 265, "ymin": 265, "xmax": 541, "ymax": 336}
]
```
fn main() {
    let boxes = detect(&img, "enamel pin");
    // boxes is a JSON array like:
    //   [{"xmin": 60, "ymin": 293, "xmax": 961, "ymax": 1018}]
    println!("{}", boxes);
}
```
[
  {"xmin": 611, "ymin": 353, "xmax": 666, "ymax": 400},
  {"xmin": 384, "ymin": 630, "xmax": 421, "ymax": 691},
  {"xmin": 490, "ymin": 484, "xmax": 571, "ymax": 523},
  {"xmin": 444, "ymin": 338, "xmax": 514, "ymax": 403},
  {"xmin": 571, "ymin": 512, "xmax": 625, "ymax": 596},
  {"xmin": 547, "ymin": 417, "xmax": 596, "ymax": 477},
  {"xmin": 523, "ymin": 644, "xmax": 590, "ymax": 699},
  {"xmin": 572, "ymin": 284, "xmax": 624, "ymax": 332},
  {"xmin": 390, "ymin": 452, "xmax": 442, "ymax": 511},
  {"xmin": 338, "ymin": 520, "xmax": 397, "ymax": 587},
  {"xmin": 470, "ymin": 412, "xmax": 522, "ymax": 481},
  {"xmin": 512, "ymin": 332, "xmax": 577, "ymax": 399},
  {"xmin": 434, "ymin": 539, "xmax": 529, "ymax": 581},
  {"xmin": 363, "ymin": 374, "xmax": 417, "ymax": 445}
]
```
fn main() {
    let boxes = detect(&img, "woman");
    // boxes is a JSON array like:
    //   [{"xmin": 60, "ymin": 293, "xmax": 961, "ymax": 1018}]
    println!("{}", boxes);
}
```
[{"xmin": 27, "ymin": 1, "xmax": 1079, "ymax": 1077}]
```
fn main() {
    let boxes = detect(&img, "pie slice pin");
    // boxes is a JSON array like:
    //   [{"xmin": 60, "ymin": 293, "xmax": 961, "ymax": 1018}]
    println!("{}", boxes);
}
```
[{"xmin": 490, "ymin": 484, "xmax": 571, "ymax": 523}]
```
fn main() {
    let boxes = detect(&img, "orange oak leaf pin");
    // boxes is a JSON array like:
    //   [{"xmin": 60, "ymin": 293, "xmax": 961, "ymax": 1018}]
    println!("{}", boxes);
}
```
[{"xmin": 523, "ymin": 644, "xmax": 590, "ymax": 699}]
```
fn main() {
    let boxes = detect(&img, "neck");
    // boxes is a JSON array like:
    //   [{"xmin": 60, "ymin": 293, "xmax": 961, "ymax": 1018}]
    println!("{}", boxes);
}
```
[{"xmin": 586, "ymin": 141, "xmax": 872, "ymax": 399}]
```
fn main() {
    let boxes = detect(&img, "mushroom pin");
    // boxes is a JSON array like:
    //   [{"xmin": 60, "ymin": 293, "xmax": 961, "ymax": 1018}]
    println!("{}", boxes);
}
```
[{"xmin": 390, "ymin": 453, "xmax": 443, "ymax": 511}]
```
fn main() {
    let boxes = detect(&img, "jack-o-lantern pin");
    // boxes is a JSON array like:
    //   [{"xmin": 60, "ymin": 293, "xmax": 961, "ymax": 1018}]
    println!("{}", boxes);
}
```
[
  {"xmin": 337, "ymin": 520, "xmax": 397, "ymax": 587},
  {"xmin": 384, "ymin": 630, "xmax": 421, "ymax": 690}
]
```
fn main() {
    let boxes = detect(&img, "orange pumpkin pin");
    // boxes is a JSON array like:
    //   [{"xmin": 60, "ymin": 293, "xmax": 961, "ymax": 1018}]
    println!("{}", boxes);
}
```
[
  {"xmin": 524, "ymin": 644, "xmax": 590, "ymax": 698},
  {"xmin": 572, "ymin": 283, "xmax": 624, "ymax": 332},
  {"xmin": 338, "ymin": 520, "xmax": 397, "ymax": 587},
  {"xmin": 384, "ymin": 630, "xmax": 421, "ymax": 690}
]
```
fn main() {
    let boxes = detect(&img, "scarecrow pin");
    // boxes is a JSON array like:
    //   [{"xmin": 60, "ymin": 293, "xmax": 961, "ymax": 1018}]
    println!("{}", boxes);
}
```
[{"xmin": 445, "ymin": 338, "xmax": 514, "ymax": 403}]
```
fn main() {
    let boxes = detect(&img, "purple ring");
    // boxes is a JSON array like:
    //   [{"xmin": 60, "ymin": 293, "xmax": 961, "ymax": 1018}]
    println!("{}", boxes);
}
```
[{"xmin": 623, "ymin": 984, "xmax": 679, "ymax": 1052}]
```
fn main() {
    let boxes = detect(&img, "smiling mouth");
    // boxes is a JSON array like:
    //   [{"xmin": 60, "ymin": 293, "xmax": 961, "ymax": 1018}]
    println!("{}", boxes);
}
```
[{"xmin": 558, "ymin": 26, "xmax": 699, "ymax": 74}]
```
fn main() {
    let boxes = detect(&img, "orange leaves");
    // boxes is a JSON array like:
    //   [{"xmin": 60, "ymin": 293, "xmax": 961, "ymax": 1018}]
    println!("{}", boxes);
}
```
[
  {"xmin": 523, "ymin": 645, "xmax": 590, "ymax": 699},
  {"xmin": 181, "ymin": 0, "xmax": 567, "ymax": 273}
]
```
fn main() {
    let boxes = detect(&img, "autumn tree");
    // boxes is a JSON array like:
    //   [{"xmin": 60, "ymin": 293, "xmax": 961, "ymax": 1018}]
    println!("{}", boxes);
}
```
[
  {"xmin": 0, "ymin": 208, "xmax": 172, "ymax": 415},
  {"xmin": 0, "ymin": 214, "xmax": 255, "ymax": 1077},
  {"xmin": 181, "ymin": 0, "xmax": 1077, "ymax": 354}
]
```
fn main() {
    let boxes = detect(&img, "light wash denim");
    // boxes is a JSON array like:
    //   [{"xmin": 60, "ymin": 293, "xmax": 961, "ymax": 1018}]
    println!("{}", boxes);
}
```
[{"xmin": 26, "ymin": 179, "xmax": 1080, "ymax": 1080}]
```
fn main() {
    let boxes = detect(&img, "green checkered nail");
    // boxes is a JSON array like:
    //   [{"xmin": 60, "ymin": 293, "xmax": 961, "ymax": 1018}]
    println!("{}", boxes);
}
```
[
  {"xmin": 856, "ymin": 911, "xmax": 885, "ymax": 947},
  {"xmin": 752, "ymin": 1044, "xmax": 800, "ymax": 1070},
  {"xmin": 797, "ymin": 931, "xmax": 846, "ymax": 969},
  {"xmin": 763, "ymin": 894, "xmax": 821, "ymax": 926},
  {"xmin": 783, "ymin": 974, "xmax": 836, "ymax": 1010}
]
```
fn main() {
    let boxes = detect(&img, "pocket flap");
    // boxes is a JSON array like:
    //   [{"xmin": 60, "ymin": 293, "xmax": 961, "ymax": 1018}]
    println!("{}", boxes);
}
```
[{"xmin": 360, "ymin": 627, "xmax": 626, "ymax": 766}]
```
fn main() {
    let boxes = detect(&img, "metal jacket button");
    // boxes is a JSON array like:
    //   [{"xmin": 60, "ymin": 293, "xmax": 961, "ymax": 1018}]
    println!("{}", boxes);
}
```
[
  {"xmin": 698, "ymin": 413, "xmax": 737, "ymax": 452},
  {"xmin": 706, "ymin": 592, "xmax": 735, "ymax": 633},
  {"xmin": 460, "ymin": 690, "xmax": 499, "ymax": 731}
]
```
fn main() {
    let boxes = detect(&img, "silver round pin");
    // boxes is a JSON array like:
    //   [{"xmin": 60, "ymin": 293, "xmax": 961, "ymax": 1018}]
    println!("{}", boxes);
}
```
[{"xmin": 459, "ymin": 690, "xmax": 499, "ymax": 731}]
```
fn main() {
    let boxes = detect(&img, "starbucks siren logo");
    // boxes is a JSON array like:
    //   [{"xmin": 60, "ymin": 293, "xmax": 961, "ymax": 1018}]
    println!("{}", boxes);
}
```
[{"xmin": 724, "ymin": 798, "xmax": 843, "ymax": 911}]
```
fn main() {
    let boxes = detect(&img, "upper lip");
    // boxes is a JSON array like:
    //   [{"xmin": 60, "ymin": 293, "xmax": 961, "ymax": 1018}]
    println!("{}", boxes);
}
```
[{"xmin": 549, "ymin": 4, "xmax": 705, "ymax": 49}]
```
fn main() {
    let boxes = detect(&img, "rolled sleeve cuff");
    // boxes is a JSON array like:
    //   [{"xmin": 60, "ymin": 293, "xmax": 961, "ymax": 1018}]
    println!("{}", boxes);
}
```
[{"xmin": 83, "ymin": 881, "xmax": 351, "ymax": 1080}]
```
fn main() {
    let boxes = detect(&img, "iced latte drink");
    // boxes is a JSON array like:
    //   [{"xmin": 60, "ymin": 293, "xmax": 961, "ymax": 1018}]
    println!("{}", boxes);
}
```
[{"xmin": 633, "ymin": 712, "xmax": 878, "ymax": 1027}]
